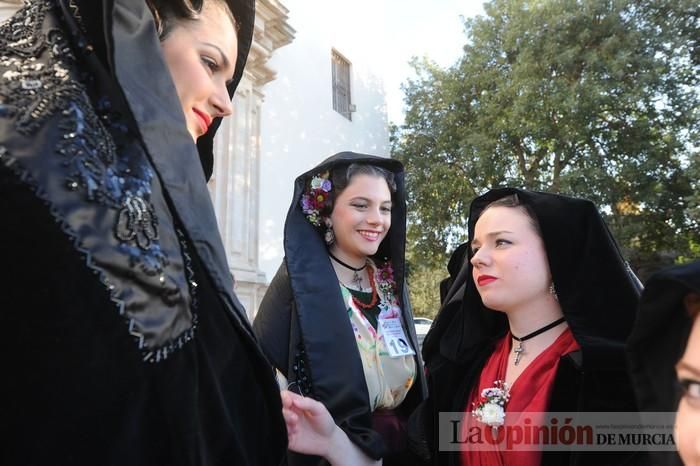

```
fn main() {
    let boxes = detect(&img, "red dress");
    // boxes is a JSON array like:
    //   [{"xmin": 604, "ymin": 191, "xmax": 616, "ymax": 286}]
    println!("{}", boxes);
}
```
[{"xmin": 461, "ymin": 327, "xmax": 580, "ymax": 466}]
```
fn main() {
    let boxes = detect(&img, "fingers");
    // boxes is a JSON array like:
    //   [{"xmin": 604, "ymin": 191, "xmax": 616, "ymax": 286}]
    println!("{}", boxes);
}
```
[
  {"xmin": 281, "ymin": 389, "xmax": 323, "ymax": 418},
  {"xmin": 280, "ymin": 389, "xmax": 293, "ymax": 409},
  {"xmin": 281, "ymin": 389, "xmax": 306, "ymax": 408},
  {"xmin": 289, "ymin": 393, "xmax": 321, "ymax": 413}
]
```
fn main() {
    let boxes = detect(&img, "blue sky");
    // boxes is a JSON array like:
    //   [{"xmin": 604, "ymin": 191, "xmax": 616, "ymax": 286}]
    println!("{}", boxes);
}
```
[
  {"xmin": 377, "ymin": 0, "xmax": 486, "ymax": 124},
  {"xmin": 283, "ymin": 0, "xmax": 486, "ymax": 125}
]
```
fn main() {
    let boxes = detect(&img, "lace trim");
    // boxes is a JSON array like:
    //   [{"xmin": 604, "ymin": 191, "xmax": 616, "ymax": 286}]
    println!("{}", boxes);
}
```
[{"xmin": 0, "ymin": 1, "xmax": 198, "ymax": 362}]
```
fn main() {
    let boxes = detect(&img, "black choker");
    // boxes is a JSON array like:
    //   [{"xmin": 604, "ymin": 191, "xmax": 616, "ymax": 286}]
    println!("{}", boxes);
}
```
[
  {"xmin": 511, "ymin": 317, "xmax": 566, "ymax": 365},
  {"xmin": 329, "ymin": 252, "xmax": 367, "ymax": 289}
]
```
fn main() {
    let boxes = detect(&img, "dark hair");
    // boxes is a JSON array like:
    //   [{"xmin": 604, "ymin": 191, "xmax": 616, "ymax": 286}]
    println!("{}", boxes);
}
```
[
  {"xmin": 322, "ymin": 163, "xmax": 397, "ymax": 217},
  {"xmin": 477, "ymin": 193, "xmax": 542, "ymax": 237},
  {"xmin": 146, "ymin": 0, "xmax": 238, "ymax": 40},
  {"xmin": 686, "ymin": 292, "xmax": 700, "ymax": 320}
]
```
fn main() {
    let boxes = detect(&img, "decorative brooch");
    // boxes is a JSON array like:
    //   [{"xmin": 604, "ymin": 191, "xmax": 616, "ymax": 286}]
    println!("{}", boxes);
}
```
[
  {"xmin": 376, "ymin": 260, "xmax": 399, "ymax": 316},
  {"xmin": 376, "ymin": 261, "xmax": 396, "ymax": 299},
  {"xmin": 472, "ymin": 380, "xmax": 510, "ymax": 434},
  {"xmin": 300, "ymin": 171, "xmax": 332, "ymax": 226}
]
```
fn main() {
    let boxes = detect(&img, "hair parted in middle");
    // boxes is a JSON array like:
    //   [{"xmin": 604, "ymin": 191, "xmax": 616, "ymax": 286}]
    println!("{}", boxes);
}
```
[
  {"xmin": 300, "ymin": 162, "xmax": 397, "ymax": 237},
  {"xmin": 477, "ymin": 193, "xmax": 543, "ymax": 238}
]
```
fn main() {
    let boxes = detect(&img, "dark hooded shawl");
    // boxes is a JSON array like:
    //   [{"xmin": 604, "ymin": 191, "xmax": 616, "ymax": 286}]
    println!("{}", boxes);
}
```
[
  {"xmin": 628, "ymin": 260, "xmax": 700, "ymax": 466},
  {"xmin": 253, "ymin": 151, "xmax": 428, "ymax": 465},
  {"xmin": 0, "ymin": 1, "xmax": 285, "ymax": 464},
  {"xmin": 416, "ymin": 188, "xmax": 644, "ymax": 466}
]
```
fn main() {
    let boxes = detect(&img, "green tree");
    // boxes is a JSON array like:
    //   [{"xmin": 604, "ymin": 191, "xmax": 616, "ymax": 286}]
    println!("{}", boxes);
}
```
[{"xmin": 393, "ymin": 0, "xmax": 699, "ymax": 296}]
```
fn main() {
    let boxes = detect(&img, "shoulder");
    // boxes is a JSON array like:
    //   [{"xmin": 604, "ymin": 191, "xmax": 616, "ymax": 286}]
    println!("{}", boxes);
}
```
[{"xmin": 254, "ymin": 261, "xmax": 294, "ymax": 333}]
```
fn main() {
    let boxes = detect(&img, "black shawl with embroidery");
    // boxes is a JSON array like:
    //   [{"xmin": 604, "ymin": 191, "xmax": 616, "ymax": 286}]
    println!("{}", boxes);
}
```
[
  {"xmin": 0, "ymin": 1, "xmax": 285, "ymax": 464},
  {"xmin": 253, "ymin": 151, "xmax": 428, "ymax": 465}
]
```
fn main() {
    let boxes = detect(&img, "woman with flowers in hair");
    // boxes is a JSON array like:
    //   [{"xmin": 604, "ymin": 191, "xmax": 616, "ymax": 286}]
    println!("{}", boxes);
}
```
[{"xmin": 254, "ymin": 151, "xmax": 427, "ymax": 466}]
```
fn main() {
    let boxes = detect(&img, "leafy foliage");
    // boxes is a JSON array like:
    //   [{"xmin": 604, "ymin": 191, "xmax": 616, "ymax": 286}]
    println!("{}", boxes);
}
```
[{"xmin": 393, "ymin": 0, "xmax": 699, "ymax": 296}]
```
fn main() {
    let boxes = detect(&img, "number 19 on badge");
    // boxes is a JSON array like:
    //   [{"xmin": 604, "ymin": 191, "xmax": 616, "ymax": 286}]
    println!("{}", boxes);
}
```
[{"xmin": 379, "ymin": 317, "xmax": 416, "ymax": 358}]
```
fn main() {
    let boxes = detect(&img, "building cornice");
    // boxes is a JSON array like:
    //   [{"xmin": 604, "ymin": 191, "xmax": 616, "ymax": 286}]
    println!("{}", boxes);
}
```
[{"xmin": 247, "ymin": 0, "xmax": 295, "ymax": 87}]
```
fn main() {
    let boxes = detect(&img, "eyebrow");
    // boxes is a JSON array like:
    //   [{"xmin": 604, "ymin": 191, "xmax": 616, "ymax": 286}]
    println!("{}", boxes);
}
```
[
  {"xmin": 470, "ymin": 230, "xmax": 514, "ymax": 247},
  {"xmin": 676, "ymin": 360, "xmax": 700, "ymax": 377},
  {"xmin": 203, "ymin": 42, "xmax": 232, "ymax": 72},
  {"xmin": 349, "ymin": 196, "xmax": 392, "ymax": 205}
]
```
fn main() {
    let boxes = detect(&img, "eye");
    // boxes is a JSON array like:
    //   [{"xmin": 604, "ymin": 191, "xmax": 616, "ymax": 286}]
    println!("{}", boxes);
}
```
[
  {"xmin": 680, "ymin": 378, "xmax": 700, "ymax": 401},
  {"xmin": 380, "ymin": 205, "xmax": 392, "ymax": 213},
  {"xmin": 495, "ymin": 238, "xmax": 512, "ymax": 247},
  {"xmin": 351, "ymin": 203, "xmax": 367, "ymax": 209},
  {"xmin": 470, "ymin": 246, "xmax": 480, "ymax": 256},
  {"xmin": 201, "ymin": 55, "xmax": 219, "ymax": 72},
  {"xmin": 679, "ymin": 379, "xmax": 700, "ymax": 400}
]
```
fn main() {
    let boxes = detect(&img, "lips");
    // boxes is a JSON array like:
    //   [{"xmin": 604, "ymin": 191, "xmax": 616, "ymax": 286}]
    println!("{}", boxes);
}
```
[
  {"xmin": 358, "ymin": 230, "xmax": 382, "ymax": 241},
  {"xmin": 477, "ymin": 275, "xmax": 498, "ymax": 286},
  {"xmin": 192, "ymin": 108, "xmax": 213, "ymax": 135}
]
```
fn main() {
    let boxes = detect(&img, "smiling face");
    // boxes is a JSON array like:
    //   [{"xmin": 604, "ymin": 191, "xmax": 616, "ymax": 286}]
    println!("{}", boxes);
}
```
[
  {"xmin": 160, "ymin": 1, "xmax": 238, "ymax": 142},
  {"xmin": 328, "ymin": 174, "xmax": 392, "ymax": 266},
  {"xmin": 675, "ymin": 293, "xmax": 700, "ymax": 465},
  {"xmin": 470, "ymin": 205, "xmax": 552, "ymax": 314}
]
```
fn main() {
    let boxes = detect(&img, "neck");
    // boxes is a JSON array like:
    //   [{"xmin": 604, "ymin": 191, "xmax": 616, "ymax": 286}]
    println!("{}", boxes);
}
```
[
  {"xmin": 329, "ymin": 245, "xmax": 367, "ymax": 270},
  {"xmin": 504, "ymin": 297, "xmax": 564, "ymax": 338}
]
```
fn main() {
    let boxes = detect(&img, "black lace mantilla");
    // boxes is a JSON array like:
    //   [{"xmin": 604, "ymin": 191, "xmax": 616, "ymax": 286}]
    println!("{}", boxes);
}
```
[{"xmin": 0, "ymin": 1, "xmax": 198, "ymax": 362}]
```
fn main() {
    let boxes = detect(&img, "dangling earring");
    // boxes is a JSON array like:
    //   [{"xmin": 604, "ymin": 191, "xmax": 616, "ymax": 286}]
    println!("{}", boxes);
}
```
[
  {"xmin": 549, "ymin": 282, "xmax": 559, "ymax": 302},
  {"xmin": 324, "ymin": 219, "xmax": 335, "ymax": 246}
]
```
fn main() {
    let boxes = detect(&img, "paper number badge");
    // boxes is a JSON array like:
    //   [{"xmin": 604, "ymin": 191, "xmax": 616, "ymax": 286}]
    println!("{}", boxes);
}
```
[{"xmin": 379, "ymin": 317, "xmax": 416, "ymax": 358}]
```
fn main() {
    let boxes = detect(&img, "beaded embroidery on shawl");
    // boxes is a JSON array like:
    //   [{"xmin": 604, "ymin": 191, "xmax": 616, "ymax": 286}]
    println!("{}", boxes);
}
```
[{"xmin": 0, "ymin": 1, "xmax": 198, "ymax": 362}]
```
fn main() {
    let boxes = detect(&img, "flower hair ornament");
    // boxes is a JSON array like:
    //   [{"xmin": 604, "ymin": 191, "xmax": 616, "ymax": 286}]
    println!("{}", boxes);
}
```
[
  {"xmin": 301, "ymin": 171, "xmax": 332, "ymax": 227},
  {"xmin": 472, "ymin": 380, "xmax": 510, "ymax": 435}
]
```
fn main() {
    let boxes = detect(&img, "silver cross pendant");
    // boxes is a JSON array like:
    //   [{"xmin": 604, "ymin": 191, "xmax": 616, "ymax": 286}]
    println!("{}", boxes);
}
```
[
  {"xmin": 513, "ymin": 343, "xmax": 524, "ymax": 365},
  {"xmin": 352, "ymin": 270, "xmax": 363, "ymax": 290}
]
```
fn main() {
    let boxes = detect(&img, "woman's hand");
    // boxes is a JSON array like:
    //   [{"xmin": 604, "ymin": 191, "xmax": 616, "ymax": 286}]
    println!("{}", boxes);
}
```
[
  {"xmin": 280, "ymin": 390, "xmax": 381, "ymax": 466},
  {"xmin": 281, "ymin": 389, "xmax": 335, "ymax": 456}
]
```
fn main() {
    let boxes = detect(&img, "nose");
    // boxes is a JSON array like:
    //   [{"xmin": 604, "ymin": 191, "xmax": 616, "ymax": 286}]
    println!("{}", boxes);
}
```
[
  {"xmin": 470, "ymin": 247, "xmax": 489, "ymax": 268},
  {"xmin": 211, "ymin": 82, "xmax": 233, "ymax": 117},
  {"xmin": 366, "ymin": 207, "xmax": 383, "ymax": 225}
]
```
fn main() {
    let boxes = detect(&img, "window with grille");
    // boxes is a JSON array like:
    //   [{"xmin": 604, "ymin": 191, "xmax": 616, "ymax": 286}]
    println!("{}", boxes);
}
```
[{"xmin": 331, "ymin": 50, "xmax": 353, "ymax": 121}]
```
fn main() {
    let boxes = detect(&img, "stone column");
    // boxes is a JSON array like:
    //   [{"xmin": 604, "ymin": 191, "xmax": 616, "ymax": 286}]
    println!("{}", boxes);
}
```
[
  {"xmin": 207, "ymin": 0, "xmax": 294, "ymax": 320},
  {"xmin": 0, "ymin": 0, "xmax": 21, "ymax": 22}
]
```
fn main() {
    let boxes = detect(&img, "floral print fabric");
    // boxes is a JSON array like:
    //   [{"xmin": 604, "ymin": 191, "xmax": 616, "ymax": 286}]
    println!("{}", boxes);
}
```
[{"xmin": 340, "ymin": 259, "xmax": 416, "ymax": 411}]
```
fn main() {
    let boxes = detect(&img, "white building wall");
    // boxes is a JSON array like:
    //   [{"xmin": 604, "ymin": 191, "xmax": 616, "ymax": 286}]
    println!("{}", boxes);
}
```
[
  {"xmin": 258, "ymin": 0, "xmax": 391, "ymax": 286},
  {"xmin": 0, "ymin": 0, "xmax": 20, "ymax": 21},
  {"xmin": 1, "ymin": 0, "xmax": 391, "ymax": 318}
]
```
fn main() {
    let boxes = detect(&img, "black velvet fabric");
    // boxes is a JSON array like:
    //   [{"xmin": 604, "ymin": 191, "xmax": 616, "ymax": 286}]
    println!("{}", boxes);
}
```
[
  {"xmin": 0, "ymin": 172, "xmax": 285, "ymax": 464},
  {"xmin": 0, "ymin": 1, "xmax": 285, "ymax": 464},
  {"xmin": 628, "ymin": 260, "xmax": 700, "ymax": 466},
  {"xmin": 417, "ymin": 188, "xmax": 645, "ymax": 466},
  {"xmin": 253, "ymin": 152, "xmax": 428, "ymax": 465}
]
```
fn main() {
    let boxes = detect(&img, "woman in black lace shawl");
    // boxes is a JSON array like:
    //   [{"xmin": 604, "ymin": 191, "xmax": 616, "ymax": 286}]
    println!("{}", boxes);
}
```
[{"xmin": 0, "ymin": 1, "xmax": 285, "ymax": 464}]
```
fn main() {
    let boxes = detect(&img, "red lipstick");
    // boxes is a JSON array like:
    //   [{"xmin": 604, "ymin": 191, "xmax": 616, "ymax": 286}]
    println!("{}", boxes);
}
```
[
  {"xmin": 193, "ymin": 108, "xmax": 212, "ymax": 135},
  {"xmin": 476, "ymin": 275, "xmax": 497, "ymax": 286}
]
